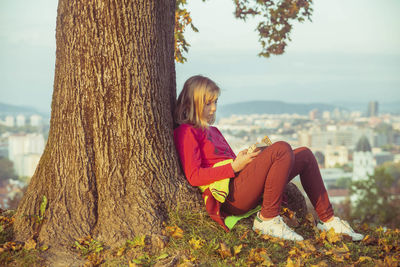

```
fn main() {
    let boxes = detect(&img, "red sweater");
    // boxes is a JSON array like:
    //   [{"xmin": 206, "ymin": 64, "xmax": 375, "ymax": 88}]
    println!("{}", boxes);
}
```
[{"xmin": 174, "ymin": 123, "xmax": 236, "ymax": 186}]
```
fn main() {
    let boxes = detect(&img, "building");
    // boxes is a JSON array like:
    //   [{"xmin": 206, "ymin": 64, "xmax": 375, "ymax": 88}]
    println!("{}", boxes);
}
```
[
  {"xmin": 309, "ymin": 109, "xmax": 320, "ymax": 120},
  {"xmin": 5, "ymin": 116, "xmax": 14, "ymax": 127},
  {"xmin": 8, "ymin": 133, "xmax": 45, "ymax": 177},
  {"xmin": 16, "ymin": 114, "xmax": 26, "ymax": 127},
  {"xmin": 373, "ymin": 152, "xmax": 394, "ymax": 166},
  {"xmin": 30, "ymin": 114, "xmax": 43, "ymax": 127},
  {"xmin": 352, "ymin": 136, "xmax": 374, "ymax": 181},
  {"xmin": 367, "ymin": 101, "xmax": 379, "ymax": 117},
  {"xmin": 324, "ymin": 145, "xmax": 349, "ymax": 168}
]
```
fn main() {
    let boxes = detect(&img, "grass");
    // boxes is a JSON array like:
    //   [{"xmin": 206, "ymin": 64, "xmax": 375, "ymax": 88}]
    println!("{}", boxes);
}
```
[{"xmin": 0, "ymin": 207, "xmax": 399, "ymax": 266}]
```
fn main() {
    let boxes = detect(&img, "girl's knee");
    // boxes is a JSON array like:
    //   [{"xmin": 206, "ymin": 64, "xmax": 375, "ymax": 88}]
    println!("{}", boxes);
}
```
[
  {"xmin": 296, "ymin": 146, "xmax": 318, "ymax": 163},
  {"xmin": 297, "ymin": 146, "xmax": 314, "ymax": 157},
  {"xmin": 272, "ymin": 141, "xmax": 292, "ymax": 153},
  {"xmin": 269, "ymin": 141, "xmax": 294, "ymax": 162}
]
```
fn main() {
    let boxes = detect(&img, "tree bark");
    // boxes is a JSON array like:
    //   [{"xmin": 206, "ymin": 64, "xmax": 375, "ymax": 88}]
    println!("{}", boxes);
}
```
[{"xmin": 14, "ymin": 0, "xmax": 200, "ymax": 248}]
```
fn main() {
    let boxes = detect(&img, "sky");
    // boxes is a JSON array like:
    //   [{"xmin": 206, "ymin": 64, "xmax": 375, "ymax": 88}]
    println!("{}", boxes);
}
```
[{"xmin": 0, "ymin": 0, "xmax": 399, "ymax": 113}]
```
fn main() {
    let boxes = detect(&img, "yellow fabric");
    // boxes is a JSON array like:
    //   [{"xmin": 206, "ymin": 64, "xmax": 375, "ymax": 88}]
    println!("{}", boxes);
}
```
[{"xmin": 199, "ymin": 159, "xmax": 233, "ymax": 203}]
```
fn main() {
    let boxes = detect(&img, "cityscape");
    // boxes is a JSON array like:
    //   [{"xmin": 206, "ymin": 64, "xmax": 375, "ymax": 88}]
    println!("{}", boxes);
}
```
[
  {"xmin": 215, "ymin": 101, "xmax": 400, "ymax": 208},
  {"xmin": 0, "ymin": 101, "xmax": 399, "ymax": 211}
]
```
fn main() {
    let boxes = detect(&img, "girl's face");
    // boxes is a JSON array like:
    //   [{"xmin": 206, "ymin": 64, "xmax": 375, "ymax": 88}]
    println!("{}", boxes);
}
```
[{"xmin": 203, "ymin": 98, "xmax": 218, "ymax": 124}]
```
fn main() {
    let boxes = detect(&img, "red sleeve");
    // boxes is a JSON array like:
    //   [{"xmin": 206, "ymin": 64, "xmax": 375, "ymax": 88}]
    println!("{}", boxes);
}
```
[{"xmin": 174, "ymin": 125, "xmax": 235, "ymax": 186}]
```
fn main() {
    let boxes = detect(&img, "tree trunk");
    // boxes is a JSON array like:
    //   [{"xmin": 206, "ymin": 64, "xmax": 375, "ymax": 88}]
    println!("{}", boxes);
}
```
[{"xmin": 14, "ymin": 0, "xmax": 200, "ymax": 248}]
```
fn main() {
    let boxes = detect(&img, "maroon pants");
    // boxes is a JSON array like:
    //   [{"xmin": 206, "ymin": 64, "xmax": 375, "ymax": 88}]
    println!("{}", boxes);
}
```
[{"xmin": 222, "ymin": 141, "xmax": 334, "ymax": 222}]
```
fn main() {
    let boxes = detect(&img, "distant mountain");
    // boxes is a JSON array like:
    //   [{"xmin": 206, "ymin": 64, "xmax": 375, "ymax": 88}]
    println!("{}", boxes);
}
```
[
  {"xmin": 0, "ymin": 102, "xmax": 40, "ymax": 115},
  {"xmin": 218, "ymin": 101, "xmax": 338, "ymax": 117}
]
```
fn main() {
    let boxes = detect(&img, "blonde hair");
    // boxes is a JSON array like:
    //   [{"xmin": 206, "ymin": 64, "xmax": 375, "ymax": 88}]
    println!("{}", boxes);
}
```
[{"xmin": 175, "ymin": 75, "xmax": 220, "ymax": 128}]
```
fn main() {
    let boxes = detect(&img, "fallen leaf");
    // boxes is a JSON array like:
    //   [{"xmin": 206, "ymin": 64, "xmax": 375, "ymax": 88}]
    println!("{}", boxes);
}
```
[
  {"xmin": 188, "ymin": 238, "xmax": 204, "ymax": 250},
  {"xmin": 233, "ymin": 244, "xmax": 242, "ymax": 256},
  {"xmin": 288, "ymin": 247, "xmax": 301, "ymax": 257},
  {"xmin": 357, "ymin": 256, "xmax": 373, "ymax": 263},
  {"xmin": 305, "ymin": 212, "xmax": 316, "ymax": 225},
  {"xmin": 87, "ymin": 253, "xmax": 103, "ymax": 265},
  {"xmin": 129, "ymin": 261, "xmax": 139, "ymax": 267},
  {"xmin": 298, "ymin": 239, "xmax": 317, "ymax": 253},
  {"xmin": 23, "ymin": 238, "xmax": 37, "ymax": 250},
  {"xmin": 239, "ymin": 230, "xmax": 249, "ymax": 240},
  {"xmin": 155, "ymin": 253, "xmax": 169, "ymax": 261},
  {"xmin": 361, "ymin": 223, "xmax": 369, "ymax": 231},
  {"xmin": 287, "ymin": 257, "xmax": 302, "ymax": 267},
  {"xmin": 116, "ymin": 247, "xmax": 125, "ymax": 256},
  {"xmin": 217, "ymin": 242, "xmax": 232, "ymax": 258},
  {"xmin": 310, "ymin": 260, "xmax": 328, "ymax": 267},
  {"xmin": 326, "ymin": 228, "xmax": 341, "ymax": 243},
  {"xmin": 319, "ymin": 230, "xmax": 326, "ymax": 242},
  {"xmin": 165, "ymin": 225, "xmax": 184, "ymax": 239},
  {"xmin": 326, "ymin": 243, "xmax": 350, "ymax": 263},
  {"xmin": 384, "ymin": 255, "xmax": 398, "ymax": 266},
  {"xmin": 247, "ymin": 248, "xmax": 273, "ymax": 266},
  {"xmin": 262, "ymin": 235, "xmax": 285, "ymax": 246}
]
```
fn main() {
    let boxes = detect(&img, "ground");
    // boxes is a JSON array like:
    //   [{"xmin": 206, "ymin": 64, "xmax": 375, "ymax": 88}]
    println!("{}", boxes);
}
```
[{"xmin": 0, "ymin": 206, "xmax": 399, "ymax": 266}]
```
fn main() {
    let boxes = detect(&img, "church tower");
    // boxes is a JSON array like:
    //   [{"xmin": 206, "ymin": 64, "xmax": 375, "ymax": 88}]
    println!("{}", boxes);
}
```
[{"xmin": 352, "ymin": 136, "xmax": 374, "ymax": 181}]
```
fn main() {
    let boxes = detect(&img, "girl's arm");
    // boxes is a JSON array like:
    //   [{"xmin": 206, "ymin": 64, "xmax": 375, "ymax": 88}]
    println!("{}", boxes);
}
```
[{"xmin": 174, "ymin": 126, "xmax": 235, "ymax": 186}]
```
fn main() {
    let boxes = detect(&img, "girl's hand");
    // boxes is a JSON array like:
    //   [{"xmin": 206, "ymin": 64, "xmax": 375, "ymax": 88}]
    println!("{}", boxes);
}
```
[{"xmin": 231, "ymin": 149, "xmax": 261, "ymax": 173}]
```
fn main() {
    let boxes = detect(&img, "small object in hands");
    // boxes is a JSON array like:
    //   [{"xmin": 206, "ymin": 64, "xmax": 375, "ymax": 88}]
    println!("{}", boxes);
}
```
[
  {"xmin": 261, "ymin": 135, "xmax": 272, "ymax": 146},
  {"xmin": 247, "ymin": 135, "xmax": 272, "ymax": 154}
]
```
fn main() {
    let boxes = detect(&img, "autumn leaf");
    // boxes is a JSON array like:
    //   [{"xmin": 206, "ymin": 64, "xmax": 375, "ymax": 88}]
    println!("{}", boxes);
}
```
[
  {"xmin": 177, "ymin": 262, "xmax": 196, "ymax": 267},
  {"xmin": 188, "ymin": 238, "xmax": 204, "ymax": 250},
  {"xmin": 247, "ymin": 248, "xmax": 273, "ymax": 266},
  {"xmin": 286, "ymin": 256, "xmax": 302, "ymax": 267},
  {"xmin": 326, "ymin": 228, "xmax": 342, "ymax": 243},
  {"xmin": 233, "ymin": 244, "xmax": 243, "ymax": 256},
  {"xmin": 318, "ymin": 230, "xmax": 326, "ymax": 242},
  {"xmin": 3, "ymin": 241, "xmax": 23, "ymax": 252},
  {"xmin": 87, "ymin": 253, "xmax": 103, "ymax": 265},
  {"xmin": 361, "ymin": 223, "xmax": 369, "ymax": 231},
  {"xmin": 128, "ymin": 235, "xmax": 146, "ymax": 247},
  {"xmin": 356, "ymin": 256, "xmax": 373, "ymax": 263},
  {"xmin": 23, "ymin": 238, "xmax": 37, "ymax": 250},
  {"xmin": 239, "ymin": 230, "xmax": 249, "ymax": 240},
  {"xmin": 262, "ymin": 235, "xmax": 285, "ymax": 247},
  {"xmin": 362, "ymin": 234, "xmax": 377, "ymax": 245},
  {"xmin": 383, "ymin": 255, "xmax": 399, "ymax": 266},
  {"xmin": 294, "ymin": 240, "xmax": 318, "ymax": 260},
  {"xmin": 116, "ymin": 246, "xmax": 125, "ymax": 256},
  {"xmin": 305, "ymin": 212, "xmax": 316, "ymax": 225},
  {"xmin": 326, "ymin": 243, "xmax": 350, "ymax": 263},
  {"xmin": 165, "ymin": 225, "xmax": 184, "ymax": 239},
  {"xmin": 310, "ymin": 260, "xmax": 329, "ymax": 267},
  {"xmin": 128, "ymin": 261, "xmax": 139, "ymax": 267},
  {"xmin": 217, "ymin": 242, "xmax": 232, "ymax": 258}
]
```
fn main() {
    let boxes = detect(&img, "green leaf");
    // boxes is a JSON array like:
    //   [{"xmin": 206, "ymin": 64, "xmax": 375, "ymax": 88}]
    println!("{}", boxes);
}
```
[
  {"xmin": 74, "ymin": 241, "xmax": 85, "ymax": 250},
  {"xmin": 156, "ymin": 253, "xmax": 169, "ymax": 261},
  {"xmin": 40, "ymin": 195, "xmax": 48, "ymax": 218}
]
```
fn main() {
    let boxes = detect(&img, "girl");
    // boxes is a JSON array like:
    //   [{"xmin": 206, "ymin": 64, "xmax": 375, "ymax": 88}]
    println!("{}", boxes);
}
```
[{"xmin": 174, "ymin": 75, "xmax": 363, "ymax": 242}]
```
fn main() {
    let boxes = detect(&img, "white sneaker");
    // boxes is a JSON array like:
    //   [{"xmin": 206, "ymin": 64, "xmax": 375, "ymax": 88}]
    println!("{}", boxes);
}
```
[
  {"xmin": 253, "ymin": 213, "xmax": 304, "ymax": 241},
  {"xmin": 317, "ymin": 216, "xmax": 364, "ymax": 241}
]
